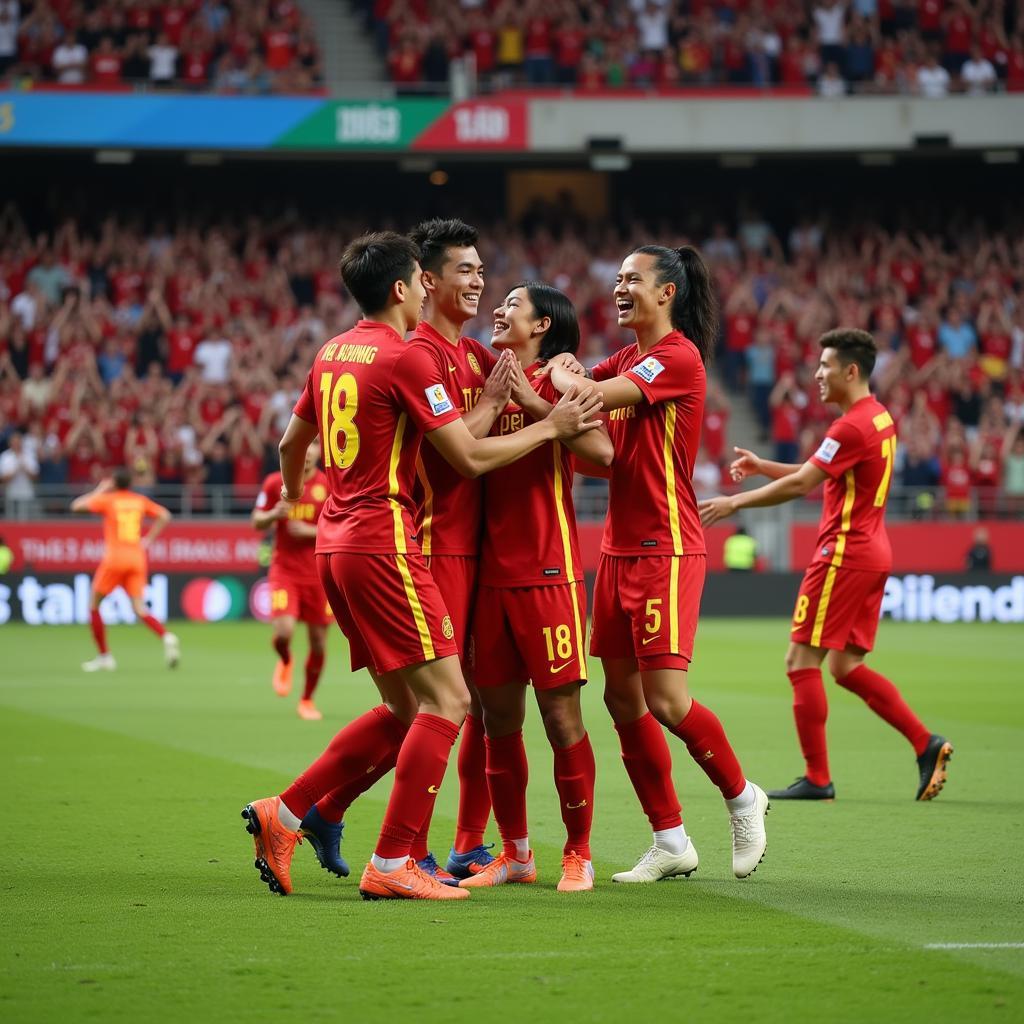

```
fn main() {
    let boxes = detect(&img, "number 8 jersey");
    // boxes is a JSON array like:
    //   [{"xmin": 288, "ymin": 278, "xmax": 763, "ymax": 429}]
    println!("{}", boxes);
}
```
[
  {"xmin": 807, "ymin": 395, "xmax": 898, "ymax": 573},
  {"xmin": 292, "ymin": 320, "xmax": 462, "ymax": 554}
]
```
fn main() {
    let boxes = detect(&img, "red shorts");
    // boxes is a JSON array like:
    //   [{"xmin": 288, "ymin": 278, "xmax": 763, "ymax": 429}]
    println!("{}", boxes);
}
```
[
  {"xmin": 268, "ymin": 572, "xmax": 332, "ymax": 627},
  {"xmin": 94, "ymin": 558, "xmax": 146, "ymax": 599},
  {"xmin": 590, "ymin": 554, "xmax": 705, "ymax": 670},
  {"xmin": 790, "ymin": 561, "xmax": 887, "ymax": 652},
  {"xmin": 424, "ymin": 555, "xmax": 478, "ymax": 659},
  {"xmin": 471, "ymin": 581, "xmax": 588, "ymax": 689},
  {"xmin": 317, "ymin": 551, "xmax": 460, "ymax": 675}
]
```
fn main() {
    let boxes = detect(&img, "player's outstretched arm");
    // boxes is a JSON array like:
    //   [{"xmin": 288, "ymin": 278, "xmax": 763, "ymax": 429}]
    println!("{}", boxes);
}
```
[
  {"xmin": 547, "ymin": 363, "xmax": 644, "ymax": 411},
  {"xmin": 427, "ymin": 386, "xmax": 604, "ymax": 478},
  {"xmin": 278, "ymin": 414, "xmax": 320, "ymax": 502},
  {"xmin": 69, "ymin": 477, "xmax": 115, "ymax": 513},
  {"xmin": 462, "ymin": 350, "xmax": 515, "ymax": 438},
  {"xmin": 251, "ymin": 501, "xmax": 289, "ymax": 532},
  {"xmin": 729, "ymin": 446, "xmax": 803, "ymax": 483},
  {"xmin": 142, "ymin": 505, "xmax": 172, "ymax": 550},
  {"xmin": 699, "ymin": 461, "xmax": 828, "ymax": 527}
]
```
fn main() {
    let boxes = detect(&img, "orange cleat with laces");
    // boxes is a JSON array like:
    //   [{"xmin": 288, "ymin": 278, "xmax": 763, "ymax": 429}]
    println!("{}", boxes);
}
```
[
  {"xmin": 458, "ymin": 852, "xmax": 537, "ymax": 888},
  {"xmin": 272, "ymin": 660, "xmax": 293, "ymax": 697},
  {"xmin": 296, "ymin": 699, "xmax": 322, "ymax": 721},
  {"xmin": 241, "ymin": 797, "xmax": 302, "ymax": 895},
  {"xmin": 557, "ymin": 851, "xmax": 595, "ymax": 892},
  {"xmin": 359, "ymin": 859, "xmax": 470, "ymax": 901}
]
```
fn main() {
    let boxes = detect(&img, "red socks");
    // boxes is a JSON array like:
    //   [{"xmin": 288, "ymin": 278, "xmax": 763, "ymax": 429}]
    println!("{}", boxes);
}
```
[
  {"xmin": 140, "ymin": 614, "xmax": 166, "ymax": 638},
  {"xmin": 553, "ymin": 734, "xmax": 595, "ymax": 860},
  {"xmin": 376, "ymin": 714, "xmax": 461, "ymax": 860},
  {"xmin": 485, "ymin": 731, "xmax": 529, "ymax": 858},
  {"xmin": 788, "ymin": 668, "xmax": 831, "ymax": 786},
  {"xmin": 273, "ymin": 635, "xmax": 291, "ymax": 665},
  {"xmin": 453, "ymin": 713, "xmax": 491, "ymax": 852},
  {"xmin": 614, "ymin": 713, "xmax": 682, "ymax": 830},
  {"xmin": 90, "ymin": 609, "xmax": 108, "ymax": 654},
  {"xmin": 280, "ymin": 704, "xmax": 409, "ymax": 818},
  {"xmin": 837, "ymin": 664, "xmax": 931, "ymax": 755},
  {"xmin": 669, "ymin": 700, "xmax": 746, "ymax": 800},
  {"xmin": 316, "ymin": 757, "xmax": 397, "ymax": 824},
  {"xmin": 303, "ymin": 651, "xmax": 324, "ymax": 701}
]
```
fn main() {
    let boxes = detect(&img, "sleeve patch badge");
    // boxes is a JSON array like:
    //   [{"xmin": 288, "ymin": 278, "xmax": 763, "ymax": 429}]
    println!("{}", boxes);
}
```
[
  {"xmin": 425, "ymin": 384, "xmax": 454, "ymax": 416},
  {"xmin": 630, "ymin": 356, "xmax": 666, "ymax": 384},
  {"xmin": 815, "ymin": 437, "xmax": 841, "ymax": 464}
]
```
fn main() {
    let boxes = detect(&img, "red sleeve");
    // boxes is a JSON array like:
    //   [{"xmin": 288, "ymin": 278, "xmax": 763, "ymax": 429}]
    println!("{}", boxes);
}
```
[
  {"xmin": 572, "ymin": 453, "xmax": 612, "ymax": 479},
  {"xmin": 622, "ymin": 344, "xmax": 701, "ymax": 405},
  {"xmin": 809, "ymin": 417, "xmax": 865, "ymax": 479},
  {"xmin": 591, "ymin": 353, "xmax": 620, "ymax": 382},
  {"xmin": 254, "ymin": 473, "xmax": 279, "ymax": 511},
  {"xmin": 533, "ymin": 374, "xmax": 559, "ymax": 405},
  {"xmin": 391, "ymin": 345, "xmax": 464, "ymax": 433},
  {"xmin": 292, "ymin": 370, "xmax": 316, "ymax": 424}
]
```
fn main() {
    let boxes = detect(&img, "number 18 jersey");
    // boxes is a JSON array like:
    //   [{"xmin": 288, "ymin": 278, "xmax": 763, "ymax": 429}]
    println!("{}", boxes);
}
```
[{"xmin": 292, "ymin": 320, "xmax": 462, "ymax": 554}]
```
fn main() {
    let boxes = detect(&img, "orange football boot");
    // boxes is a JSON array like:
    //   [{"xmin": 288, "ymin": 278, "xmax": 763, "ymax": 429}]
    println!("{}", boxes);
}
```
[
  {"xmin": 296, "ymin": 699, "xmax": 322, "ymax": 721},
  {"xmin": 557, "ymin": 851, "xmax": 595, "ymax": 892},
  {"xmin": 458, "ymin": 852, "xmax": 537, "ymax": 888},
  {"xmin": 272, "ymin": 660, "xmax": 293, "ymax": 697},
  {"xmin": 359, "ymin": 858, "xmax": 470, "ymax": 900},
  {"xmin": 241, "ymin": 797, "xmax": 302, "ymax": 895}
]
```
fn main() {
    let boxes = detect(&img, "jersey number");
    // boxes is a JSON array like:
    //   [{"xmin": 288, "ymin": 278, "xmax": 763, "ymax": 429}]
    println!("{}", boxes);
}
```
[
  {"xmin": 319, "ymin": 372, "xmax": 360, "ymax": 469},
  {"xmin": 645, "ymin": 599, "xmax": 662, "ymax": 635},
  {"xmin": 874, "ymin": 436, "xmax": 896, "ymax": 507},
  {"xmin": 116, "ymin": 509, "xmax": 141, "ymax": 543},
  {"xmin": 542, "ymin": 624, "xmax": 574, "ymax": 662},
  {"xmin": 793, "ymin": 594, "xmax": 810, "ymax": 625}
]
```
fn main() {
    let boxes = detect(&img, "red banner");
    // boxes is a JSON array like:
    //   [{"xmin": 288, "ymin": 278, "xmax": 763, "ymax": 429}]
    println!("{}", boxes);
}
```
[
  {"xmin": 411, "ymin": 96, "xmax": 528, "ymax": 151},
  {"xmin": 3, "ymin": 521, "xmax": 261, "ymax": 573}
]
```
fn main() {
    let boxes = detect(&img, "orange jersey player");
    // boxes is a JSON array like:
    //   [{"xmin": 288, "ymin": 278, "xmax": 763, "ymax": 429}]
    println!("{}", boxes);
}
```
[
  {"xmin": 252, "ymin": 439, "xmax": 331, "ymax": 721},
  {"xmin": 700, "ymin": 328, "xmax": 953, "ymax": 803},
  {"xmin": 70, "ymin": 466, "xmax": 180, "ymax": 672}
]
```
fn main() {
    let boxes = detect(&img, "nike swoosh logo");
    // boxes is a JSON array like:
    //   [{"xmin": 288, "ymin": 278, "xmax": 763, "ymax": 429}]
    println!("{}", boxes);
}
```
[
  {"xmin": 388, "ymin": 881, "xmax": 414, "ymax": 890},
  {"xmin": 566, "ymin": 799, "xmax": 588, "ymax": 810},
  {"xmin": 365, "ymin": 764, "xmax": 376, "ymax": 774},
  {"xmin": 550, "ymin": 661, "xmax": 573, "ymax": 673},
  {"xmin": 427, "ymin": 784, "xmax": 439, "ymax": 794},
  {"xmin": 641, "ymin": 635, "xmax": 660, "ymax": 645},
  {"xmin": 448, "ymin": 365, "xmax": 457, "ymax": 372}
]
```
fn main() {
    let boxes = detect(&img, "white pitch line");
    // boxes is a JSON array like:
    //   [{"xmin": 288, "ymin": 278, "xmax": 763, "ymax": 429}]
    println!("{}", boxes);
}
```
[{"xmin": 924, "ymin": 943, "xmax": 1024, "ymax": 950}]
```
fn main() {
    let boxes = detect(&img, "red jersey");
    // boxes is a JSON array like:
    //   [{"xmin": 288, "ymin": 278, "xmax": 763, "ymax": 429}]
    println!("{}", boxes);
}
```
[
  {"xmin": 292, "ymin": 320, "xmax": 462, "ymax": 554},
  {"xmin": 408, "ymin": 321, "xmax": 496, "ymax": 557},
  {"xmin": 808, "ymin": 395, "xmax": 897, "ymax": 574},
  {"xmin": 479, "ymin": 367, "xmax": 582, "ymax": 588},
  {"xmin": 593, "ymin": 331, "xmax": 706, "ymax": 557},
  {"xmin": 255, "ymin": 469, "xmax": 328, "ymax": 581}
]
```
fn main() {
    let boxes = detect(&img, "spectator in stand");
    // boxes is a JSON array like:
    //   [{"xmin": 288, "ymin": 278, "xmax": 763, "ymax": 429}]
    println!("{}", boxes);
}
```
[
  {"xmin": 747, "ymin": 329, "xmax": 778, "ymax": 439},
  {"xmin": 148, "ymin": 31, "xmax": 179, "ymax": 87},
  {"xmin": 52, "ymin": 31, "xmax": 89, "ymax": 84},
  {"xmin": 0, "ymin": 430, "xmax": 38, "ymax": 514},
  {"xmin": 769, "ymin": 371, "xmax": 806, "ymax": 463},
  {"xmin": 941, "ymin": 445, "xmax": 972, "ymax": 516},
  {"xmin": 91, "ymin": 37, "xmax": 124, "ymax": 87},
  {"xmin": 938, "ymin": 305, "xmax": 978, "ymax": 359},
  {"xmin": 818, "ymin": 60, "xmax": 847, "ymax": 95},
  {"xmin": 964, "ymin": 525, "xmax": 992, "ymax": 570},
  {"xmin": 814, "ymin": 0, "xmax": 848, "ymax": 71},
  {"xmin": 0, "ymin": 0, "xmax": 18, "ymax": 79},
  {"xmin": 942, "ymin": 0, "xmax": 975, "ymax": 75},
  {"xmin": 959, "ymin": 44, "xmax": 996, "ymax": 94},
  {"xmin": 845, "ymin": 18, "xmax": 875, "ymax": 85},
  {"xmin": 522, "ymin": 6, "xmax": 553, "ymax": 84},
  {"xmin": 917, "ymin": 48, "xmax": 952, "ymax": 96}
]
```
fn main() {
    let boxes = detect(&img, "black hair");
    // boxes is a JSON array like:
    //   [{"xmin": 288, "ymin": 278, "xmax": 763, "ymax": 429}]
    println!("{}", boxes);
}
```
[
  {"xmin": 819, "ymin": 328, "xmax": 877, "ymax": 381},
  {"xmin": 630, "ymin": 244, "xmax": 718, "ymax": 365},
  {"xmin": 113, "ymin": 467, "xmax": 132, "ymax": 490},
  {"xmin": 338, "ymin": 231, "xmax": 420, "ymax": 316},
  {"xmin": 408, "ymin": 217, "xmax": 479, "ymax": 276},
  {"xmin": 509, "ymin": 281, "xmax": 580, "ymax": 360}
]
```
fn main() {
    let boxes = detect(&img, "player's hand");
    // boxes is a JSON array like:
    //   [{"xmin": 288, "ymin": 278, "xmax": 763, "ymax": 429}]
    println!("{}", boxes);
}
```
[
  {"xmin": 482, "ymin": 349, "xmax": 514, "ymax": 405},
  {"xmin": 534, "ymin": 352, "xmax": 587, "ymax": 378},
  {"xmin": 96, "ymin": 477, "xmax": 116, "ymax": 493},
  {"xmin": 509, "ymin": 359, "xmax": 543, "ymax": 412},
  {"xmin": 285, "ymin": 519, "xmax": 314, "ymax": 537},
  {"xmin": 547, "ymin": 385, "xmax": 604, "ymax": 439},
  {"xmin": 729, "ymin": 446, "xmax": 763, "ymax": 482},
  {"xmin": 271, "ymin": 499, "xmax": 291, "ymax": 520},
  {"xmin": 698, "ymin": 495, "xmax": 737, "ymax": 527},
  {"xmin": 279, "ymin": 485, "xmax": 301, "ymax": 504}
]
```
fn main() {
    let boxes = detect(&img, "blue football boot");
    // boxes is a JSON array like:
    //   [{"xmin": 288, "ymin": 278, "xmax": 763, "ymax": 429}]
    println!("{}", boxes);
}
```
[
  {"xmin": 298, "ymin": 805, "xmax": 349, "ymax": 878},
  {"xmin": 417, "ymin": 852, "xmax": 460, "ymax": 887},
  {"xmin": 445, "ymin": 843, "xmax": 496, "ymax": 879}
]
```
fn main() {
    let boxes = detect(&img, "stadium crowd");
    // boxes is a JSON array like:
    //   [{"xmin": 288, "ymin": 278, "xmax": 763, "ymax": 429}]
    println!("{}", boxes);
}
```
[
  {"xmin": 360, "ymin": 0, "xmax": 1024, "ymax": 95},
  {"xmin": 1, "ymin": 199, "xmax": 1023, "ymax": 516},
  {"xmin": 0, "ymin": 0, "xmax": 322, "ymax": 92}
]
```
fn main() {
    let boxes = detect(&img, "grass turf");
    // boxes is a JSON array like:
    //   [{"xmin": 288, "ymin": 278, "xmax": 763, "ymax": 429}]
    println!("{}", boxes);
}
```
[{"xmin": 1, "ymin": 619, "xmax": 1022, "ymax": 1023}]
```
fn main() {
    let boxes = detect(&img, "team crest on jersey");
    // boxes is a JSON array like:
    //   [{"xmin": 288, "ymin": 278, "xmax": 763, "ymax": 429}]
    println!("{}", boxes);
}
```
[
  {"xmin": 815, "ymin": 437, "xmax": 841, "ymax": 464},
  {"xmin": 631, "ymin": 356, "xmax": 665, "ymax": 384},
  {"xmin": 425, "ymin": 385, "xmax": 454, "ymax": 416},
  {"xmin": 441, "ymin": 615, "xmax": 455, "ymax": 640},
  {"xmin": 311, "ymin": 484, "xmax": 327, "ymax": 502},
  {"xmin": 467, "ymin": 353, "xmax": 483, "ymax": 377}
]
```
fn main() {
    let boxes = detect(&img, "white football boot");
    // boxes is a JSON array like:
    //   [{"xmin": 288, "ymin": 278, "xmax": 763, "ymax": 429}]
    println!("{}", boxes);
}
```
[
  {"xmin": 82, "ymin": 653, "xmax": 116, "ymax": 672},
  {"xmin": 611, "ymin": 841, "xmax": 699, "ymax": 883},
  {"xmin": 163, "ymin": 632, "xmax": 180, "ymax": 668},
  {"xmin": 730, "ymin": 783, "xmax": 769, "ymax": 879}
]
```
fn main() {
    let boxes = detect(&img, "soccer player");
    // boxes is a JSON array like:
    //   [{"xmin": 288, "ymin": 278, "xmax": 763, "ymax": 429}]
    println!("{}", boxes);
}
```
[
  {"xmin": 71, "ymin": 468, "xmax": 180, "ymax": 672},
  {"xmin": 546, "ymin": 245, "xmax": 769, "ymax": 882},
  {"xmin": 459, "ymin": 283, "xmax": 613, "ymax": 893},
  {"xmin": 404, "ymin": 217, "xmax": 516, "ymax": 882},
  {"xmin": 699, "ymin": 328, "xmax": 953, "ymax": 802},
  {"xmin": 252, "ymin": 439, "xmax": 331, "ymax": 721},
  {"xmin": 239, "ymin": 231, "xmax": 603, "ymax": 901}
]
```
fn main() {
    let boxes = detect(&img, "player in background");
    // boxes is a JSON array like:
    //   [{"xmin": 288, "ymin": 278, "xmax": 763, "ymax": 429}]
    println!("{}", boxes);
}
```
[
  {"xmin": 405, "ymin": 218, "xmax": 518, "ymax": 883},
  {"xmin": 459, "ymin": 283, "xmax": 613, "ymax": 893},
  {"xmin": 251, "ymin": 439, "xmax": 331, "ymax": 721},
  {"xmin": 546, "ymin": 245, "xmax": 769, "ymax": 882},
  {"xmin": 71, "ymin": 467, "xmax": 180, "ymax": 672},
  {"xmin": 699, "ymin": 328, "xmax": 953, "ymax": 802},
  {"xmin": 240, "ymin": 231, "xmax": 603, "ymax": 901}
]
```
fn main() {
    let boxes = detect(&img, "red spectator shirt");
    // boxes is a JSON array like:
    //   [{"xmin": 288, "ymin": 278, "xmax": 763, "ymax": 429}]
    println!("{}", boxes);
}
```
[
  {"xmin": 479, "ymin": 368, "xmax": 582, "ymax": 588},
  {"xmin": 255, "ymin": 469, "xmax": 328, "ymax": 581},
  {"xmin": 941, "ymin": 461, "xmax": 971, "ymax": 502},
  {"xmin": 409, "ymin": 321, "xmax": 496, "ymax": 557},
  {"xmin": 1007, "ymin": 47, "xmax": 1024, "ymax": 90},
  {"xmin": 726, "ymin": 313, "xmax": 754, "ymax": 352},
  {"xmin": 918, "ymin": 0, "xmax": 941, "ymax": 32},
  {"xmin": 233, "ymin": 450, "xmax": 264, "ymax": 491},
  {"xmin": 291, "ymin": 320, "xmax": 462, "ymax": 554},
  {"xmin": 163, "ymin": 6, "xmax": 189, "ymax": 45},
  {"xmin": 808, "ymin": 395, "xmax": 897, "ymax": 573},
  {"xmin": 703, "ymin": 406, "xmax": 728, "ymax": 461},
  {"xmin": 264, "ymin": 28, "xmax": 294, "ymax": 70},
  {"xmin": 555, "ymin": 27, "xmax": 584, "ymax": 68},
  {"xmin": 946, "ymin": 12, "xmax": 972, "ymax": 52},
  {"xmin": 906, "ymin": 323, "xmax": 937, "ymax": 367},
  {"xmin": 389, "ymin": 48, "xmax": 422, "ymax": 83},
  {"xmin": 92, "ymin": 52, "xmax": 123, "ymax": 85},
  {"xmin": 167, "ymin": 327, "xmax": 198, "ymax": 373},
  {"xmin": 593, "ymin": 330, "xmax": 706, "ymax": 557},
  {"xmin": 183, "ymin": 51, "xmax": 209, "ymax": 84},
  {"xmin": 524, "ymin": 17, "xmax": 552, "ymax": 57},
  {"xmin": 467, "ymin": 28, "xmax": 495, "ymax": 73}
]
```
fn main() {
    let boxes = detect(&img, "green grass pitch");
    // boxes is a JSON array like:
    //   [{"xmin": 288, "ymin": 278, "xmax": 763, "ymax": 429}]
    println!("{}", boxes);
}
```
[{"xmin": 2, "ymin": 619, "xmax": 1022, "ymax": 1023}]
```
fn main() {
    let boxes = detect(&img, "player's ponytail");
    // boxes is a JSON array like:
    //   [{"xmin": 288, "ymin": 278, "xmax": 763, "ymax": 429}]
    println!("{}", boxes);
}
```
[
  {"xmin": 631, "ymin": 244, "xmax": 718, "ymax": 365},
  {"xmin": 512, "ymin": 281, "xmax": 581, "ymax": 360}
]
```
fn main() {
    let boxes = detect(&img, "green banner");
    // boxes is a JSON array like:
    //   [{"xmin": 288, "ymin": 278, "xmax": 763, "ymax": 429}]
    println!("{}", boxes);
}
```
[{"xmin": 274, "ymin": 98, "xmax": 449, "ymax": 150}]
